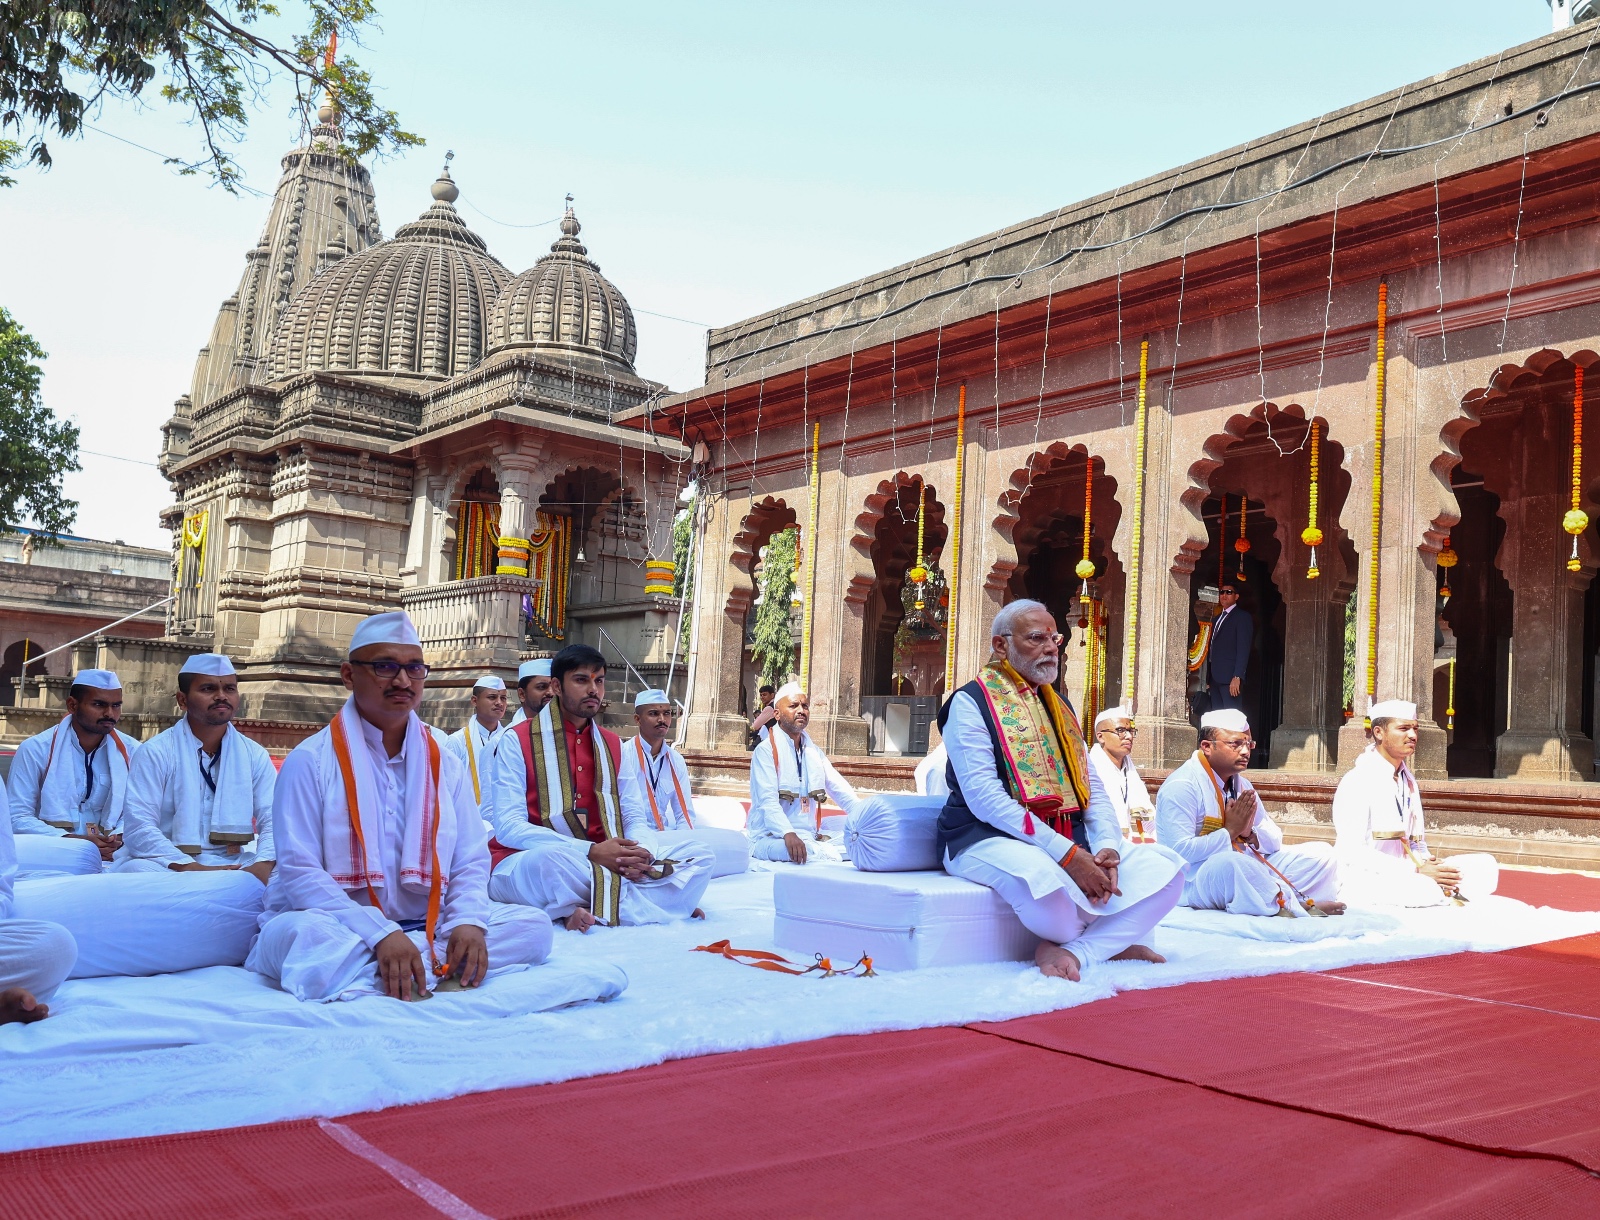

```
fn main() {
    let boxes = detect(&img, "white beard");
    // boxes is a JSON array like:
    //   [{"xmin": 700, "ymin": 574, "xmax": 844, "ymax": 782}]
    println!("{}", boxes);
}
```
[{"xmin": 1007, "ymin": 646, "xmax": 1058, "ymax": 687}]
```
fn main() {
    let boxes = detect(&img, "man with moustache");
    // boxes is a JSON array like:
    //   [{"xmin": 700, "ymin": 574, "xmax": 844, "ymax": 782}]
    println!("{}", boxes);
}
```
[
  {"xmin": 747, "ymin": 682, "xmax": 866, "ymax": 864},
  {"xmin": 7, "ymin": 669, "xmax": 141, "ymax": 876},
  {"xmin": 937, "ymin": 600, "xmax": 1185, "ymax": 980},
  {"xmin": 1088, "ymin": 706, "xmax": 1157, "ymax": 843},
  {"xmin": 247, "ymin": 611, "xmax": 552, "ymax": 1002},
  {"xmin": 507, "ymin": 658, "xmax": 553, "ymax": 726},
  {"xmin": 491, "ymin": 646, "xmax": 714, "ymax": 931},
  {"xmin": 445, "ymin": 674, "xmax": 509, "ymax": 818},
  {"xmin": 116, "ymin": 654, "xmax": 277, "ymax": 878}
]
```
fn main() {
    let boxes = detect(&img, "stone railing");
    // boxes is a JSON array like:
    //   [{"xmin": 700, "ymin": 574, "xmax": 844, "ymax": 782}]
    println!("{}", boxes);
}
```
[{"xmin": 401, "ymin": 574, "xmax": 541, "ymax": 677}]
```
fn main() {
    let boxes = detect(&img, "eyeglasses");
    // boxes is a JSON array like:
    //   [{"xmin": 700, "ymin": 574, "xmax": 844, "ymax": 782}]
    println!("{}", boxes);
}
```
[
  {"xmin": 1002, "ymin": 631, "xmax": 1065, "ymax": 648},
  {"xmin": 351, "ymin": 660, "xmax": 431, "ymax": 681},
  {"xmin": 1218, "ymin": 737, "xmax": 1255, "ymax": 750},
  {"xmin": 1099, "ymin": 726, "xmax": 1138, "ymax": 739}
]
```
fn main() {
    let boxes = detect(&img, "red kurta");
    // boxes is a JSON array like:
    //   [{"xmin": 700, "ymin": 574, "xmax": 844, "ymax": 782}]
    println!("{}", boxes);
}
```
[{"xmin": 488, "ymin": 716, "xmax": 622, "ymax": 869}]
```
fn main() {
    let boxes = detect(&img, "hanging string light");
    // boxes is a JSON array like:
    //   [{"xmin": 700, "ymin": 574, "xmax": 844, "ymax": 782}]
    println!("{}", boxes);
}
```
[
  {"xmin": 1123, "ymin": 341, "xmax": 1151, "ymax": 716},
  {"xmin": 943, "ymin": 385, "xmax": 967, "ymax": 693},
  {"xmin": 1365, "ymin": 280, "xmax": 1389, "ymax": 727},
  {"xmin": 1303, "ymin": 420, "xmax": 1323, "ymax": 579},
  {"xmin": 1234, "ymin": 493, "xmax": 1251, "ymax": 582},
  {"xmin": 1566, "ymin": 365, "xmax": 1587, "ymax": 572}
]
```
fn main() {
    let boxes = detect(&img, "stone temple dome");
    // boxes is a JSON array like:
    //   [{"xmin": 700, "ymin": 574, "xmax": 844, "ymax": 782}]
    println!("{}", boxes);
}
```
[
  {"xmin": 487, "ymin": 201, "xmax": 639, "ymax": 375},
  {"xmin": 266, "ymin": 168, "xmax": 512, "ymax": 384}
]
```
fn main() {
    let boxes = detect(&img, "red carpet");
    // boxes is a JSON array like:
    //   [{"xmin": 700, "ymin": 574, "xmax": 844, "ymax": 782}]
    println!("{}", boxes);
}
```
[
  {"xmin": 1494, "ymin": 867, "xmax": 1600, "ymax": 911},
  {"xmin": 4, "ymin": 868, "xmax": 1599, "ymax": 1217}
]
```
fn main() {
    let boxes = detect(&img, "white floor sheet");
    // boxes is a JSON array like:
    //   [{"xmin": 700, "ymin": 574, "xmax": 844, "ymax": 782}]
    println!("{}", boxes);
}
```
[{"xmin": 2, "ymin": 869, "xmax": 1597, "ymax": 1153}]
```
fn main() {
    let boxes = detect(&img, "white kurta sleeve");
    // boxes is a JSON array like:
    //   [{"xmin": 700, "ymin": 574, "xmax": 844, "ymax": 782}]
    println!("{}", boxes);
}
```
[
  {"xmin": 818, "ymin": 751, "xmax": 865, "ymax": 818},
  {"xmin": 437, "ymin": 749, "xmax": 490, "ymax": 934},
  {"xmin": 746, "ymin": 738, "xmax": 787, "ymax": 840},
  {"xmin": 0, "ymin": 780, "xmax": 14, "ymax": 918},
  {"xmin": 489, "ymin": 729, "xmax": 589, "ymax": 857},
  {"xmin": 617, "ymin": 739, "xmax": 649, "ymax": 828},
  {"xmin": 119, "ymin": 736, "xmax": 190, "ymax": 867},
  {"xmin": 1155, "ymin": 763, "xmax": 1234, "ymax": 866},
  {"xmin": 945, "ymin": 690, "xmax": 1073, "ymax": 862},
  {"xmin": 1083, "ymin": 754, "xmax": 1124, "ymax": 854},
  {"xmin": 6, "ymin": 735, "xmax": 63, "ymax": 837},
  {"xmin": 249, "ymin": 743, "xmax": 278, "ymax": 862},
  {"xmin": 271, "ymin": 746, "xmax": 399, "ymax": 949},
  {"xmin": 1252, "ymin": 800, "xmax": 1285, "ymax": 855}
]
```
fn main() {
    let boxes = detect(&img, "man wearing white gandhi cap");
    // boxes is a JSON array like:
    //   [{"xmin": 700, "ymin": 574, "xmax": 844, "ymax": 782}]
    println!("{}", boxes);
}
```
[
  {"xmin": 1332, "ymin": 699, "xmax": 1499, "ymax": 906},
  {"xmin": 444, "ymin": 674, "xmax": 508, "ymax": 818},
  {"xmin": 247, "ymin": 610, "xmax": 551, "ymax": 1001},
  {"xmin": 508, "ymin": 658, "xmax": 553, "ymax": 727},
  {"xmin": 747, "ymin": 681, "xmax": 866, "ymax": 863},
  {"xmin": 1088, "ymin": 706, "xmax": 1157, "ymax": 843},
  {"xmin": 619, "ymin": 689, "xmax": 748, "ymax": 877},
  {"xmin": 6, "ymin": 667, "xmax": 141, "ymax": 877},
  {"xmin": 115, "ymin": 653, "xmax": 278, "ymax": 879},
  {"xmin": 1155, "ymin": 707, "xmax": 1344, "ymax": 916}
]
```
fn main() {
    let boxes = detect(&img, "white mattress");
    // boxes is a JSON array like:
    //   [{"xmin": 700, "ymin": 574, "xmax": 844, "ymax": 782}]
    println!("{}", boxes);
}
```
[{"xmin": 773, "ymin": 867, "xmax": 1035, "ymax": 971}]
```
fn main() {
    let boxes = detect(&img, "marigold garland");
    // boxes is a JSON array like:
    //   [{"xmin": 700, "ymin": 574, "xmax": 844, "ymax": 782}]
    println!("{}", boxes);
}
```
[
  {"xmin": 1123, "ymin": 342, "xmax": 1151, "ymax": 716},
  {"xmin": 1234, "ymin": 493, "xmax": 1251, "ymax": 581},
  {"xmin": 1365, "ymin": 281, "xmax": 1389, "ymax": 727},
  {"xmin": 799, "ymin": 421, "xmax": 821, "ymax": 685},
  {"xmin": 1566, "ymin": 365, "xmax": 1587, "ymax": 572},
  {"xmin": 1303, "ymin": 420, "xmax": 1323, "ymax": 578},
  {"xmin": 943, "ymin": 386, "xmax": 967, "ymax": 693},
  {"xmin": 1437, "ymin": 530, "xmax": 1457, "ymax": 603},
  {"xmin": 1217, "ymin": 492, "xmax": 1228, "ymax": 587},
  {"xmin": 909, "ymin": 479, "xmax": 928, "ymax": 610},
  {"xmin": 1076, "ymin": 458, "xmax": 1097, "ymax": 587}
]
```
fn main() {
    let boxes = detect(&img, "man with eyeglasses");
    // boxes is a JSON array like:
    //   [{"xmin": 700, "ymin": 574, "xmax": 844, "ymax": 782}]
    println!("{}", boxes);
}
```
[
  {"xmin": 1206, "ymin": 584, "xmax": 1253, "ymax": 713},
  {"xmin": 1156, "ymin": 708, "xmax": 1342, "ymax": 917},
  {"xmin": 937, "ymin": 599, "xmax": 1185, "ymax": 981},
  {"xmin": 248, "ymin": 611, "xmax": 553, "ymax": 1001},
  {"xmin": 1088, "ymin": 707, "xmax": 1156, "ymax": 844}
]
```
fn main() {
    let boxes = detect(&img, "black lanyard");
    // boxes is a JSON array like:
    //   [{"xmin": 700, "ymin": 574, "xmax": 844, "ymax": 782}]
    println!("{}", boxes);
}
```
[
  {"xmin": 198, "ymin": 743, "xmax": 221, "ymax": 794},
  {"xmin": 646, "ymin": 744, "xmax": 669, "ymax": 793},
  {"xmin": 82, "ymin": 744, "xmax": 96, "ymax": 803}
]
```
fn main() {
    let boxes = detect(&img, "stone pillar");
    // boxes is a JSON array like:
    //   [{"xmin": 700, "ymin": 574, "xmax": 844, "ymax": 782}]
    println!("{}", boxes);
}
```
[
  {"xmin": 495, "ymin": 454, "xmax": 543, "ymax": 577},
  {"xmin": 1268, "ymin": 572, "xmax": 1349, "ymax": 771},
  {"xmin": 804, "ymin": 465, "xmax": 870, "ymax": 755},
  {"xmin": 1494, "ymin": 486, "xmax": 1594, "ymax": 780}
]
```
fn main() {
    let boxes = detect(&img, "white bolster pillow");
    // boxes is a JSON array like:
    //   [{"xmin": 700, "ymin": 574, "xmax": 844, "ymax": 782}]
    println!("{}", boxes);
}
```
[{"xmin": 844, "ymin": 792, "xmax": 946, "ymax": 872}]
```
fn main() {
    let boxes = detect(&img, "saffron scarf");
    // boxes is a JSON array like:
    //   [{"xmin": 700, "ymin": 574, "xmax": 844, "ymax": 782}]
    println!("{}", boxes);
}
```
[{"xmin": 975, "ymin": 660, "xmax": 1091, "ymax": 830}]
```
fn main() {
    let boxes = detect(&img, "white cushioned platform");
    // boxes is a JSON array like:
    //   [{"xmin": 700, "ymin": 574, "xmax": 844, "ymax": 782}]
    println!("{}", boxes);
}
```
[
  {"xmin": 844, "ymin": 792, "xmax": 945, "ymax": 872},
  {"xmin": 773, "ymin": 867, "xmax": 1034, "ymax": 971}
]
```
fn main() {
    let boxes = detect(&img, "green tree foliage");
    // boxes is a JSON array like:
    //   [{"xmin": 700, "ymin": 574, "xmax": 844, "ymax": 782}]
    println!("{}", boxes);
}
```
[
  {"xmin": 672, "ymin": 492, "xmax": 697, "ymax": 653},
  {"xmin": 0, "ymin": 307, "xmax": 79, "ymax": 537},
  {"xmin": 749, "ymin": 526, "xmax": 798, "ymax": 688},
  {"xmin": 1343, "ymin": 588, "xmax": 1357, "ymax": 711},
  {"xmin": 0, "ymin": 1, "xmax": 421, "ymax": 192}
]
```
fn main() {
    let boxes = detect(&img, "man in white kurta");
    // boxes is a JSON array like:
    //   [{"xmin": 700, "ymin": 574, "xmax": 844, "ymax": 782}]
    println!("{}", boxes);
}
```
[
  {"xmin": 1157, "ymin": 708, "xmax": 1342, "ymax": 916},
  {"xmin": 506, "ymin": 658, "xmax": 553, "ymax": 728},
  {"xmin": 619, "ymin": 689, "xmax": 748, "ymax": 877},
  {"xmin": 939, "ymin": 600, "xmax": 1185, "ymax": 979},
  {"xmin": 490, "ymin": 647, "xmax": 714, "ymax": 931},
  {"xmin": 0, "ymin": 790, "xmax": 77, "ymax": 1023},
  {"xmin": 915, "ymin": 742, "xmax": 949, "ymax": 797},
  {"xmin": 1333, "ymin": 699, "xmax": 1499, "ymax": 907},
  {"xmin": 116, "ymin": 653, "xmax": 277, "ymax": 880},
  {"xmin": 1088, "ymin": 706, "xmax": 1157, "ymax": 843},
  {"xmin": 7, "ymin": 668, "xmax": 140, "ymax": 875},
  {"xmin": 747, "ymin": 682, "xmax": 867, "ymax": 864},
  {"xmin": 444, "ymin": 675, "xmax": 508, "ymax": 820},
  {"xmin": 246, "ymin": 611, "xmax": 552, "ymax": 1001}
]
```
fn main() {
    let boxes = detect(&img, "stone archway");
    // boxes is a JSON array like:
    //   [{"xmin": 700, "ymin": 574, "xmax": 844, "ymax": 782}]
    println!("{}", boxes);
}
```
[
  {"xmin": 1443, "ymin": 349, "xmax": 1600, "ymax": 781},
  {"xmin": 1185, "ymin": 404, "xmax": 1356, "ymax": 771},
  {"xmin": 994, "ymin": 443, "xmax": 1125, "ymax": 719},
  {"xmin": 854, "ymin": 473, "xmax": 949, "ymax": 698},
  {"xmin": 727, "ymin": 497, "xmax": 800, "ymax": 718}
]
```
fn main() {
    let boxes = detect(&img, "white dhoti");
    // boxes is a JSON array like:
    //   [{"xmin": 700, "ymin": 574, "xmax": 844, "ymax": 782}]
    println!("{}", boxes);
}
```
[
  {"xmin": 659, "ymin": 826, "xmax": 748, "ymax": 877},
  {"xmin": 946, "ymin": 838, "xmax": 1185, "ymax": 965},
  {"xmin": 107, "ymin": 858, "xmax": 177, "ymax": 874},
  {"xmin": 0, "ymin": 918, "xmax": 77, "ymax": 1001},
  {"xmin": 1184, "ymin": 841, "xmax": 1340, "ymax": 916},
  {"xmin": 489, "ymin": 842, "xmax": 715, "ymax": 923},
  {"xmin": 1338, "ymin": 850, "xmax": 1499, "ymax": 908},
  {"xmin": 12, "ymin": 870, "xmax": 265, "ymax": 977},
  {"xmin": 247, "ymin": 902, "xmax": 552, "ymax": 1002},
  {"xmin": 12, "ymin": 835, "xmax": 103, "ymax": 879},
  {"xmin": 750, "ymin": 832, "xmax": 845, "ymax": 865}
]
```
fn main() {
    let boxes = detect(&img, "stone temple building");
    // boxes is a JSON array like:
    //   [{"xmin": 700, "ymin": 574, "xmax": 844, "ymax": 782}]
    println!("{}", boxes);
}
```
[
  {"xmin": 643, "ymin": 27, "xmax": 1600, "ymax": 868},
  {"xmin": 153, "ymin": 101, "xmax": 689, "ymax": 735}
]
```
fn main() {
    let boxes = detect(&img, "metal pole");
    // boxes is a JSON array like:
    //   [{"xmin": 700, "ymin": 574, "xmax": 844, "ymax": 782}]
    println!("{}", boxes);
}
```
[{"xmin": 19, "ymin": 595, "xmax": 176, "ymax": 673}]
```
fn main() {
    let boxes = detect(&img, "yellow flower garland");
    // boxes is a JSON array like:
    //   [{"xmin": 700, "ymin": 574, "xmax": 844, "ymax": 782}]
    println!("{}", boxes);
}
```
[
  {"xmin": 943, "ymin": 385, "xmax": 967, "ymax": 692},
  {"xmin": 1567, "ymin": 365, "xmax": 1587, "ymax": 572},
  {"xmin": 1303, "ymin": 420, "xmax": 1323, "ymax": 578},
  {"xmin": 1366, "ymin": 281, "xmax": 1388, "ymax": 727},
  {"xmin": 1123, "ymin": 341, "xmax": 1150, "ymax": 717}
]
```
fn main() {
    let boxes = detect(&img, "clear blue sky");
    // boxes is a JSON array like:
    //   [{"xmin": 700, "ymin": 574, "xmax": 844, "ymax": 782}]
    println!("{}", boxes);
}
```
[{"xmin": 0, "ymin": 0, "xmax": 1557, "ymax": 547}]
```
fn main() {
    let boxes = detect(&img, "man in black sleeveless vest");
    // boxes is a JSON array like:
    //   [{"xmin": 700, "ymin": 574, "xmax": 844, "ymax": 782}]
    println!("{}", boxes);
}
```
[{"xmin": 938, "ymin": 600, "xmax": 1185, "ymax": 981}]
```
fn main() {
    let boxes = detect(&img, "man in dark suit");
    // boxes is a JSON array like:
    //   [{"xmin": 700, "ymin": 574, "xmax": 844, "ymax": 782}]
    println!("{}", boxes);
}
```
[{"xmin": 1207, "ymin": 584, "xmax": 1253, "ymax": 712}]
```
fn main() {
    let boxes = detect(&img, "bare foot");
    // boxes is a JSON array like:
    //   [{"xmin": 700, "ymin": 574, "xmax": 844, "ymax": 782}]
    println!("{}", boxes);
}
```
[
  {"xmin": 1319, "ymin": 901, "xmax": 1347, "ymax": 916},
  {"xmin": 1035, "ymin": 941, "xmax": 1081, "ymax": 981},
  {"xmin": 0, "ymin": 988, "xmax": 48, "ymax": 1024},
  {"xmin": 691, "ymin": 908, "xmax": 706, "ymax": 920},
  {"xmin": 1109, "ymin": 943, "xmax": 1166, "ymax": 964},
  {"xmin": 562, "ymin": 909, "xmax": 599, "ymax": 934}
]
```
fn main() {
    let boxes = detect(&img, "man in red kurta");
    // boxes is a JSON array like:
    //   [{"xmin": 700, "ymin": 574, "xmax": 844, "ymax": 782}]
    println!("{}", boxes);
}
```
[{"xmin": 486, "ymin": 646, "xmax": 713, "ymax": 931}]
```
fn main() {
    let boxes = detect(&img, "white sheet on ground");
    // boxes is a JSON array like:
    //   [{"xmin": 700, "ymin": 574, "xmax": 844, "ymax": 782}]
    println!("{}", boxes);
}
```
[{"xmin": 2, "ymin": 871, "xmax": 1597, "ymax": 1153}]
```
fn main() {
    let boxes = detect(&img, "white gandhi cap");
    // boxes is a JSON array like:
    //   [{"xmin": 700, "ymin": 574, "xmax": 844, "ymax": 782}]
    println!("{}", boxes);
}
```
[
  {"xmin": 347, "ymin": 610, "xmax": 422, "ymax": 656},
  {"xmin": 1368, "ymin": 699, "xmax": 1418, "ymax": 721},
  {"xmin": 1200, "ymin": 708, "xmax": 1250, "ymax": 733},
  {"xmin": 473, "ymin": 675, "xmax": 507, "ymax": 692},
  {"xmin": 518, "ymin": 658, "xmax": 552, "ymax": 681},
  {"xmin": 774, "ymin": 681, "xmax": 805, "ymax": 704},
  {"xmin": 1094, "ymin": 705, "xmax": 1132, "ymax": 731},
  {"xmin": 634, "ymin": 688, "xmax": 670, "ymax": 709},
  {"xmin": 73, "ymin": 668, "xmax": 122, "ymax": 690},
  {"xmin": 179, "ymin": 653, "xmax": 236, "ymax": 677}
]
